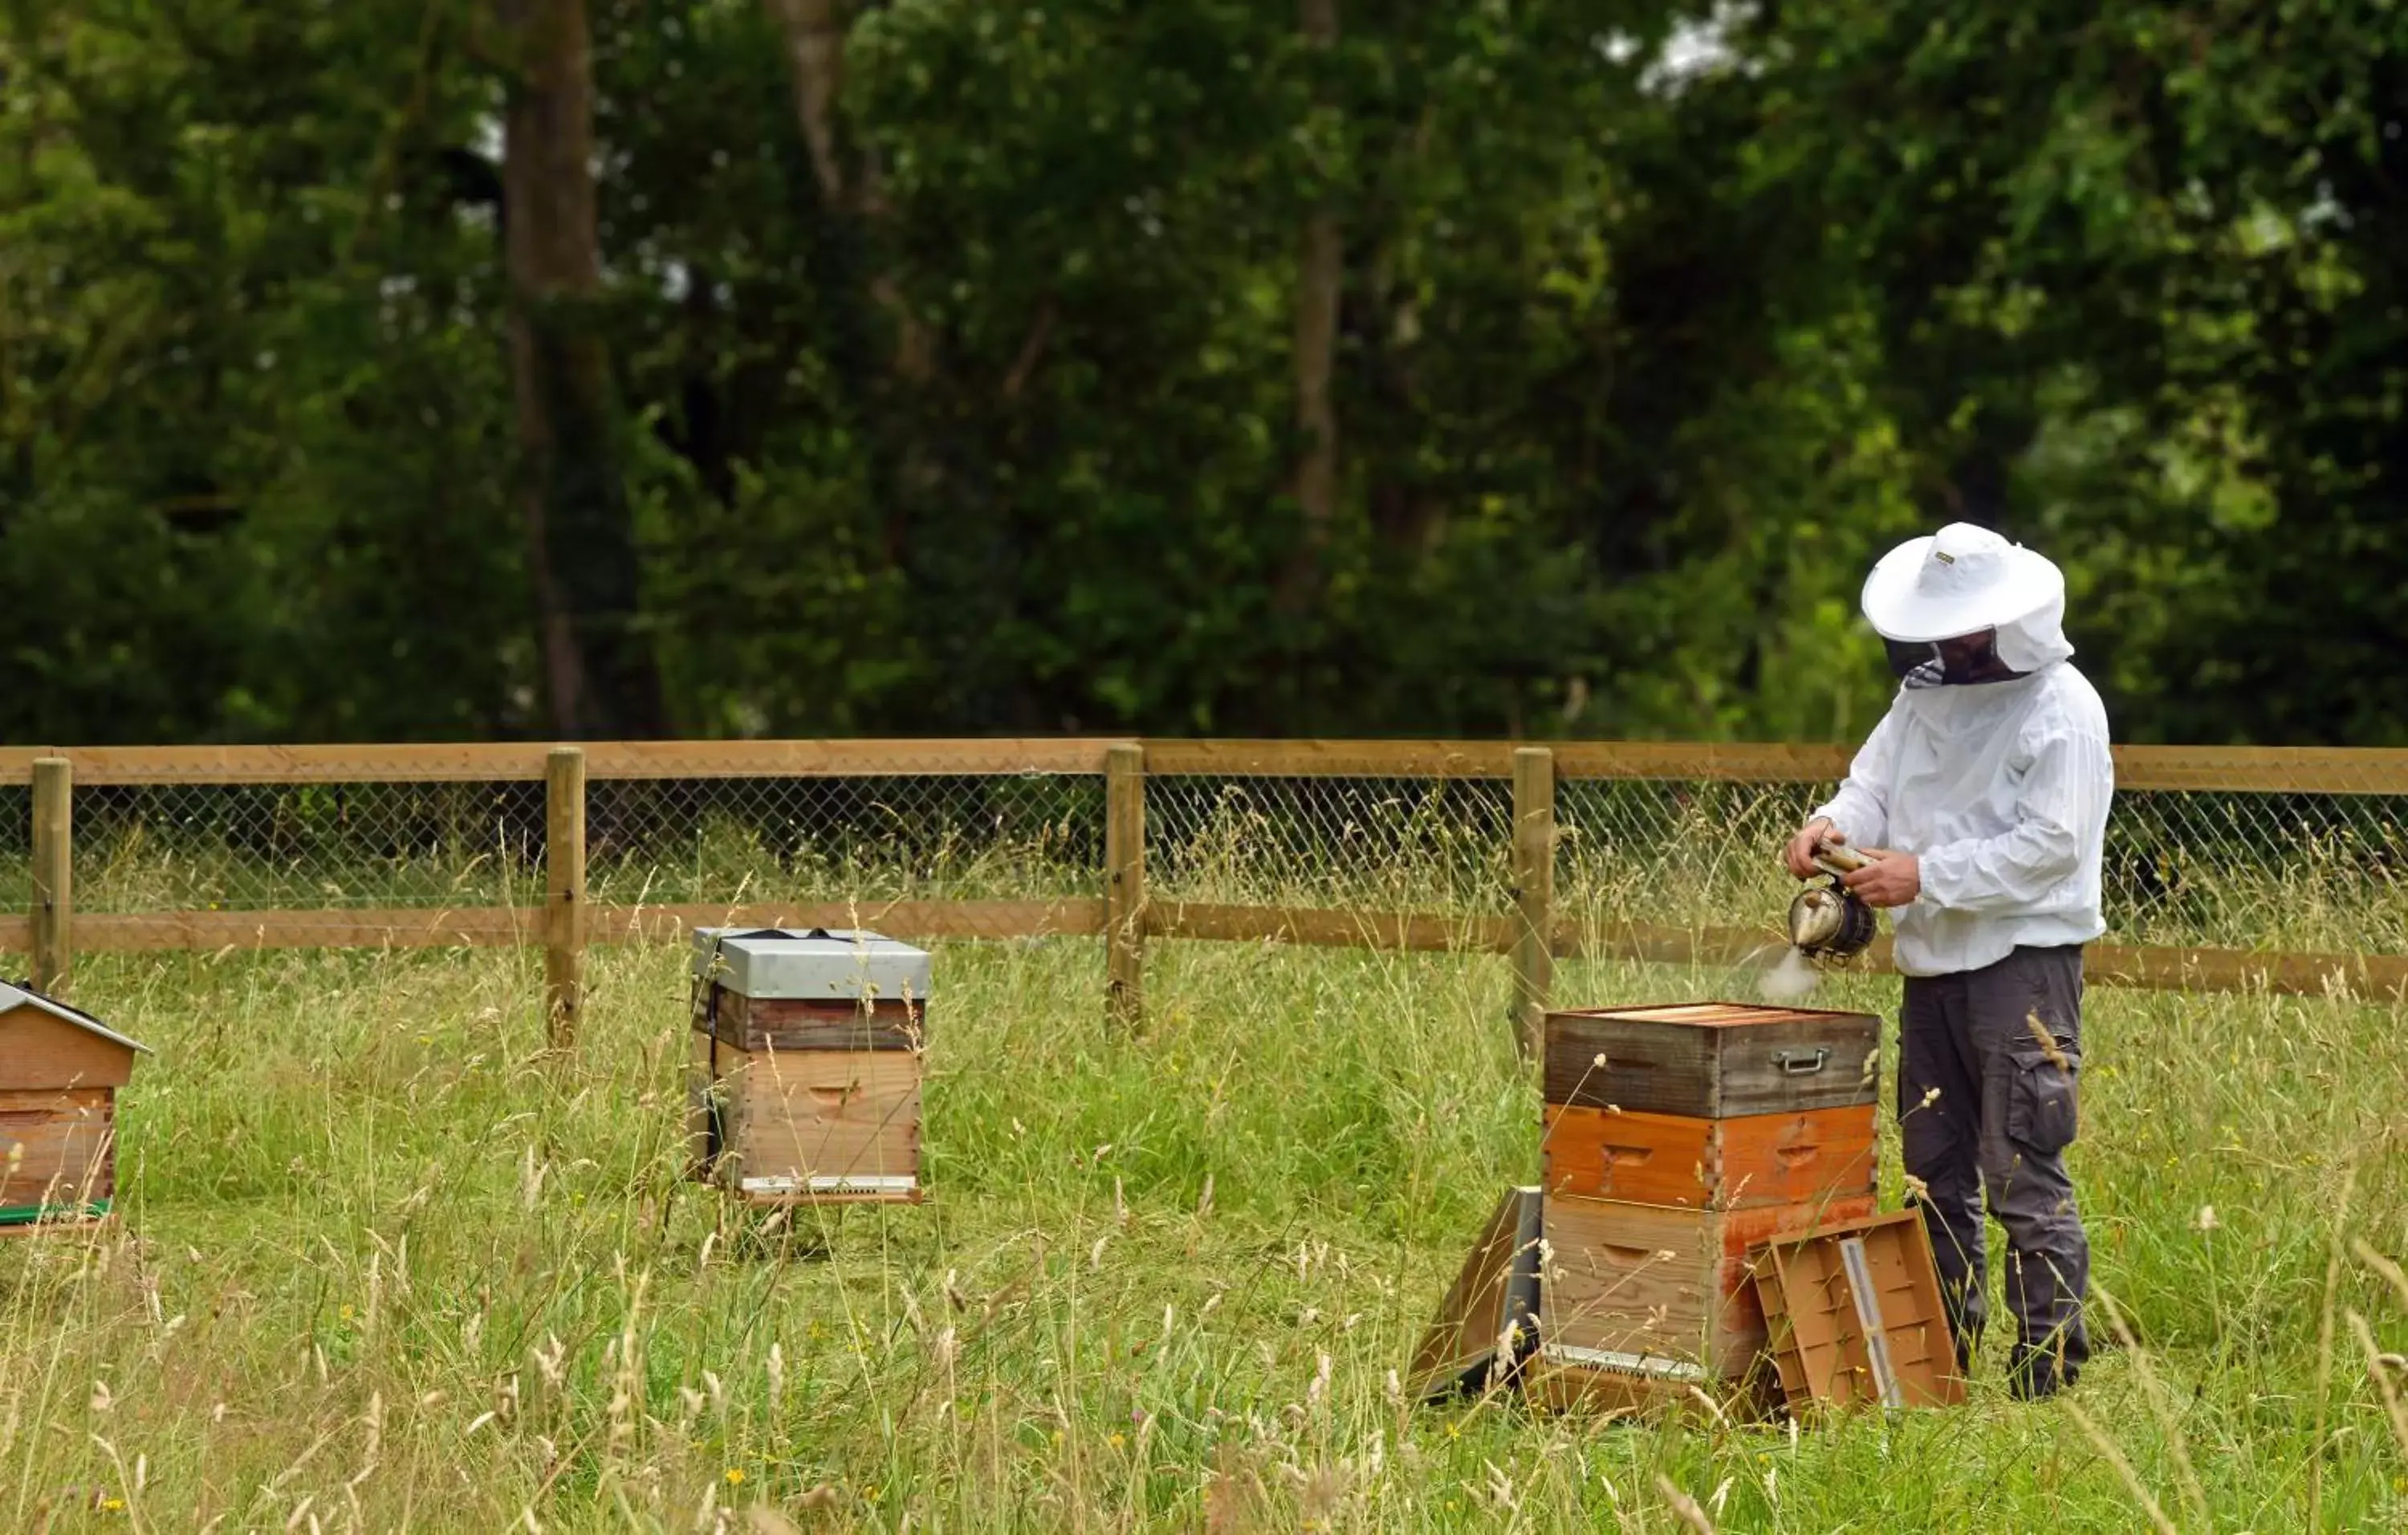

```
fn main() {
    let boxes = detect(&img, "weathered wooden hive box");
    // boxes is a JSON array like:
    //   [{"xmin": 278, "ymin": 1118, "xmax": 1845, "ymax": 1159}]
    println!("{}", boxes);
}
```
[
  {"xmin": 0, "ymin": 982, "xmax": 149, "ymax": 1233},
  {"xmin": 1533, "ymin": 1001, "xmax": 1881, "ymax": 1411},
  {"xmin": 688, "ymin": 927, "xmax": 929, "ymax": 1204}
]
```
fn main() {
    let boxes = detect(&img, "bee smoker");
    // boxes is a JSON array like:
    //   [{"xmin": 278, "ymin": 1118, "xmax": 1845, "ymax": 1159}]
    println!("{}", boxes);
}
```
[{"xmin": 1788, "ymin": 841, "xmax": 1879, "ymax": 962}]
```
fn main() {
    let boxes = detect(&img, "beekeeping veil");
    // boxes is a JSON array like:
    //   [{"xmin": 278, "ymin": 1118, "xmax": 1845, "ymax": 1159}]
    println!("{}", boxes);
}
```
[{"xmin": 1860, "ymin": 523, "xmax": 2073, "ymax": 687}]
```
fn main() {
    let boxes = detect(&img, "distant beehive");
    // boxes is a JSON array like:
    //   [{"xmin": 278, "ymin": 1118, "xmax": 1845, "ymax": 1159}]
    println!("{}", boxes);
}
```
[
  {"xmin": 687, "ymin": 928, "xmax": 928, "ymax": 1205},
  {"xmin": 1531, "ymin": 1001, "xmax": 1881, "ymax": 1411},
  {"xmin": 0, "ymin": 981, "xmax": 149, "ymax": 1233}
]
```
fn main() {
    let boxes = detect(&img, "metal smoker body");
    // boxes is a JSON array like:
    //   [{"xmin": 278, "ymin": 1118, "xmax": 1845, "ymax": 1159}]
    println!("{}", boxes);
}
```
[{"xmin": 1788, "ymin": 841, "xmax": 1879, "ymax": 961}]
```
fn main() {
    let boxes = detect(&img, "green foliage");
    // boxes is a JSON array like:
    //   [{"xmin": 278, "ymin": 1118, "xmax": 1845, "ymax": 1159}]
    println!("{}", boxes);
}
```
[{"xmin": 4, "ymin": 0, "xmax": 2406, "ymax": 743}]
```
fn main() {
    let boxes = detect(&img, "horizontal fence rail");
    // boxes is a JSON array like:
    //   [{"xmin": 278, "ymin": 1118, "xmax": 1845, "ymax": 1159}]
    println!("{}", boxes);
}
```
[
  {"xmin": 0, "ymin": 739, "xmax": 1133, "ymax": 784},
  {"xmin": 8, "ymin": 739, "xmax": 2408, "ymax": 790},
  {"xmin": 6, "ymin": 740, "xmax": 2407, "ymax": 1024}
]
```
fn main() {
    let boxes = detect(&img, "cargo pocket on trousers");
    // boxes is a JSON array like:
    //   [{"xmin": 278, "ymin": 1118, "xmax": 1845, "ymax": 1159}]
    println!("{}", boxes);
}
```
[{"xmin": 2006, "ymin": 1035, "xmax": 2081, "ymax": 1154}]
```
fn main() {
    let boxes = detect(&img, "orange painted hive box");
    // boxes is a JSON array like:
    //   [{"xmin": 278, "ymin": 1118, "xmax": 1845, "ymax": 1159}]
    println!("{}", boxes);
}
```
[
  {"xmin": 0, "ymin": 982, "xmax": 149, "ymax": 1232},
  {"xmin": 688, "ymin": 927, "xmax": 929, "ymax": 1205}
]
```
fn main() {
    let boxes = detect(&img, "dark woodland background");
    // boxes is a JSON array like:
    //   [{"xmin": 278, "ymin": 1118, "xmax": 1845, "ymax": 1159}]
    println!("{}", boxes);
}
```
[{"xmin": 5, "ymin": 1, "xmax": 2404, "ymax": 747}]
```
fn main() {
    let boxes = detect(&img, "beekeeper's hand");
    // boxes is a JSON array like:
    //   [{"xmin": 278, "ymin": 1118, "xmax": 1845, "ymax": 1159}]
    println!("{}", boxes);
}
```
[
  {"xmin": 1842, "ymin": 849, "xmax": 1922, "ymax": 909},
  {"xmin": 1785, "ymin": 818, "xmax": 1838, "ymax": 879}
]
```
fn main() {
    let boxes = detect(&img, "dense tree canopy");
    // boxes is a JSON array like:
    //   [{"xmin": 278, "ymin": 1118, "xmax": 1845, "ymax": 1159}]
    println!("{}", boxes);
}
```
[{"xmin": 2, "ymin": 0, "xmax": 2402, "ymax": 745}]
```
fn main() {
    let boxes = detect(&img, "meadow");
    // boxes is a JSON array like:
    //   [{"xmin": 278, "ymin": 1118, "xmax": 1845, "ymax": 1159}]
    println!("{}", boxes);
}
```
[{"xmin": 6, "ymin": 930, "xmax": 2408, "ymax": 1533}]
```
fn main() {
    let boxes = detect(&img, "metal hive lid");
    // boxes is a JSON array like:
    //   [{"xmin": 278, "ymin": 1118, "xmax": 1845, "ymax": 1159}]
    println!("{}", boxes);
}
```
[
  {"xmin": 0, "ymin": 979, "xmax": 151, "ymax": 1054},
  {"xmin": 689, "ymin": 926, "xmax": 932, "ymax": 1000}
]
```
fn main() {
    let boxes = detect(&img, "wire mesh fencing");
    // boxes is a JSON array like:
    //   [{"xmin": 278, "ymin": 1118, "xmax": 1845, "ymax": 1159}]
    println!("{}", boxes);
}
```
[
  {"xmin": 1555, "ymin": 770, "xmax": 2408, "ymax": 955},
  {"xmin": 0, "ymin": 785, "xmax": 28, "ymax": 916},
  {"xmin": 1145, "ymin": 774, "xmax": 1515, "ymax": 914},
  {"xmin": 27, "ymin": 772, "xmax": 1103, "ymax": 918},
  {"xmin": 0, "ymin": 744, "xmax": 2403, "ymax": 967},
  {"xmin": 67, "ymin": 781, "xmax": 549, "ymax": 914},
  {"xmin": 580, "ymin": 772, "xmax": 1104, "ymax": 908},
  {"xmin": 2106, "ymin": 787, "xmax": 2408, "ymax": 952},
  {"xmin": 1554, "ymin": 778, "xmax": 1821, "ymax": 942}
]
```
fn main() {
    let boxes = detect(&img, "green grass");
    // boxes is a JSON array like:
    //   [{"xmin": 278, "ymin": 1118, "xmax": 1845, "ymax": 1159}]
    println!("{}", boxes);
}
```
[{"xmin": 6, "ymin": 937, "xmax": 2408, "ymax": 1531}]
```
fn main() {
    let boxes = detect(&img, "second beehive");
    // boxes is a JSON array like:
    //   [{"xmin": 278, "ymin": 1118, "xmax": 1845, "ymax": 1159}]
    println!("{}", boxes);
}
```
[
  {"xmin": 689, "ymin": 926, "xmax": 929, "ymax": 1204},
  {"xmin": 1535, "ymin": 1002, "xmax": 1881, "ymax": 1401}
]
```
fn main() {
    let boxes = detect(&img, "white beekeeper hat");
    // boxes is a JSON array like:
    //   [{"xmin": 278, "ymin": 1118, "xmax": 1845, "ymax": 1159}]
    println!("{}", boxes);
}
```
[{"xmin": 1861, "ymin": 523, "xmax": 2072, "ymax": 673}]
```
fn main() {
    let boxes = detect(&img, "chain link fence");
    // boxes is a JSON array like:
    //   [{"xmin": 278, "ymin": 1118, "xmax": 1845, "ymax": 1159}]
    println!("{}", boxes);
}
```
[
  {"xmin": 1554, "ymin": 777, "xmax": 1817, "ymax": 941},
  {"xmin": 1552, "ymin": 772, "xmax": 2408, "ymax": 955},
  {"xmin": 2107, "ymin": 787, "xmax": 2408, "ymax": 952},
  {"xmin": 1146, "ymin": 775, "xmax": 1515, "ymax": 914},
  {"xmin": 68, "ymin": 781, "xmax": 547, "ymax": 914},
  {"xmin": 46, "ymin": 772, "xmax": 1102, "ymax": 916},
  {"xmin": 0, "ymin": 785, "xmax": 27, "ymax": 916},
  {"xmin": 2, "ymin": 746, "xmax": 2405, "ymax": 960},
  {"xmin": 581, "ymin": 772, "xmax": 1102, "ymax": 907}
]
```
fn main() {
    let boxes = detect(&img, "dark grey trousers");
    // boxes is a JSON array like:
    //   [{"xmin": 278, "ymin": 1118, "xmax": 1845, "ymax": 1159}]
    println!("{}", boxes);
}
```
[{"xmin": 1899, "ymin": 944, "xmax": 2091, "ymax": 1393}]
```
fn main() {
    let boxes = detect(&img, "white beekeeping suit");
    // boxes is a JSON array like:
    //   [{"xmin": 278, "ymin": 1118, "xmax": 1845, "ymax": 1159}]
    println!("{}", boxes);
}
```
[{"xmin": 1810, "ymin": 523, "xmax": 2115, "ymax": 977}]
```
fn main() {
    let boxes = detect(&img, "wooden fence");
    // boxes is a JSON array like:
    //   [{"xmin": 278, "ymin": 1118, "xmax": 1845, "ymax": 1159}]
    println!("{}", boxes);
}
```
[{"xmin": 9, "ymin": 740, "xmax": 2408, "ymax": 1052}]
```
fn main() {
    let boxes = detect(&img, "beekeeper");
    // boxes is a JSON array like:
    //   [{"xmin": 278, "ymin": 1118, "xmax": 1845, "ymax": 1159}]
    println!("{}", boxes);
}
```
[{"xmin": 1783, "ymin": 522, "xmax": 2113, "ymax": 1401}]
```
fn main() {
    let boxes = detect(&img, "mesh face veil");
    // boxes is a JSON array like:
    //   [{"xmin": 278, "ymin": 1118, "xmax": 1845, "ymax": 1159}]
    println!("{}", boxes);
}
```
[
  {"xmin": 1861, "ymin": 526, "xmax": 2074, "ymax": 686},
  {"xmin": 1885, "ymin": 629, "xmax": 2028, "ymax": 688}
]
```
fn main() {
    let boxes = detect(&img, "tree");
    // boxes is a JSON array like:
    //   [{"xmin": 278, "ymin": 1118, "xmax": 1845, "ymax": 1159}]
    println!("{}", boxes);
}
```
[
  {"xmin": 498, "ymin": 0, "xmax": 667, "ymax": 738},
  {"xmin": 1282, "ymin": 0, "xmax": 1342, "ymax": 614}
]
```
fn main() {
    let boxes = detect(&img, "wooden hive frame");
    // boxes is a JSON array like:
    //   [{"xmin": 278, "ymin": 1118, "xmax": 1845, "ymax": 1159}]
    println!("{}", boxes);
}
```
[
  {"xmin": 714, "ymin": 1043, "xmax": 923, "ymax": 1205},
  {"xmin": 686, "ymin": 1024, "xmax": 925, "ymax": 1207},
  {"xmin": 0, "ymin": 1089, "xmax": 116, "ymax": 1236},
  {"xmin": 1543, "ymin": 1002, "xmax": 1882, "ymax": 1118},
  {"xmin": 1750, "ymin": 1208, "xmax": 1964, "ymax": 1411}
]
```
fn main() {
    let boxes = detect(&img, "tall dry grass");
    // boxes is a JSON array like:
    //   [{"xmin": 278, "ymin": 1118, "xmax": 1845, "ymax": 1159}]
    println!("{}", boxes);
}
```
[{"xmin": 2, "ymin": 931, "xmax": 2406, "ymax": 1530}]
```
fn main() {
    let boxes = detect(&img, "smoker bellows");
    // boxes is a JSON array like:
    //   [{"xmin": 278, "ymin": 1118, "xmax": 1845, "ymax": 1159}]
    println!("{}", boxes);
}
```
[
  {"xmin": 688, "ymin": 927, "xmax": 929, "ymax": 1206},
  {"xmin": 1788, "ymin": 840, "xmax": 1879, "ymax": 962}
]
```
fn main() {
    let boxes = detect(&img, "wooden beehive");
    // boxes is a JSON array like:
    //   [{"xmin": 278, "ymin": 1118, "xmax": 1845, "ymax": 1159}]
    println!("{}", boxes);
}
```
[
  {"xmin": 689, "ymin": 927, "xmax": 929, "ymax": 1205},
  {"xmin": 1544, "ymin": 1001, "xmax": 1881, "ymax": 1118},
  {"xmin": 1531, "ymin": 1001, "xmax": 1884, "ymax": 1411},
  {"xmin": 0, "ymin": 982, "xmax": 148, "ymax": 1233},
  {"xmin": 1750, "ymin": 1208, "xmax": 1963, "ymax": 1411}
]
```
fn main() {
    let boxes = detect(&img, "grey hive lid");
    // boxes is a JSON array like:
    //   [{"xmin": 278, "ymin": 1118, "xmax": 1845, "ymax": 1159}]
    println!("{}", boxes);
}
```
[
  {"xmin": 0, "ymin": 979, "xmax": 151, "ymax": 1054},
  {"xmin": 690, "ymin": 926, "xmax": 932, "ymax": 1000}
]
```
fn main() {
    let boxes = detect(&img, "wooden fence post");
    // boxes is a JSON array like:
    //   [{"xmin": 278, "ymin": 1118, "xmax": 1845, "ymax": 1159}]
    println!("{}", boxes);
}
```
[
  {"xmin": 546, "ymin": 746, "xmax": 587, "ymax": 1049},
  {"xmin": 31, "ymin": 758, "xmax": 72, "ymax": 996},
  {"xmin": 1510, "ymin": 746, "xmax": 1556, "ymax": 1063},
  {"xmin": 1105, "ymin": 743, "xmax": 1146, "ymax": 1024}
]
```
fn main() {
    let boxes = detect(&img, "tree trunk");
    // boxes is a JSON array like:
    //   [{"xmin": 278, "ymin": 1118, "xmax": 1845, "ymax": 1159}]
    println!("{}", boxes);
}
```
[
  {"xmin": 763, "ymin": 0, "xmax": 935, "ymax": 385},
  {"xmin": 760, "ymin": 0, "xmax": 953, "ymax": 654},
  {"xmin": 1283, "ymin": 0, "xmax": 1342, "ymax": 612},
  {"xmin": 763, "ymin": 0, "xmax": 849, "ymax": 207},
  {"xmin": 498, "ymin": 0, "xmax": 668, "ymax": 739}
]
